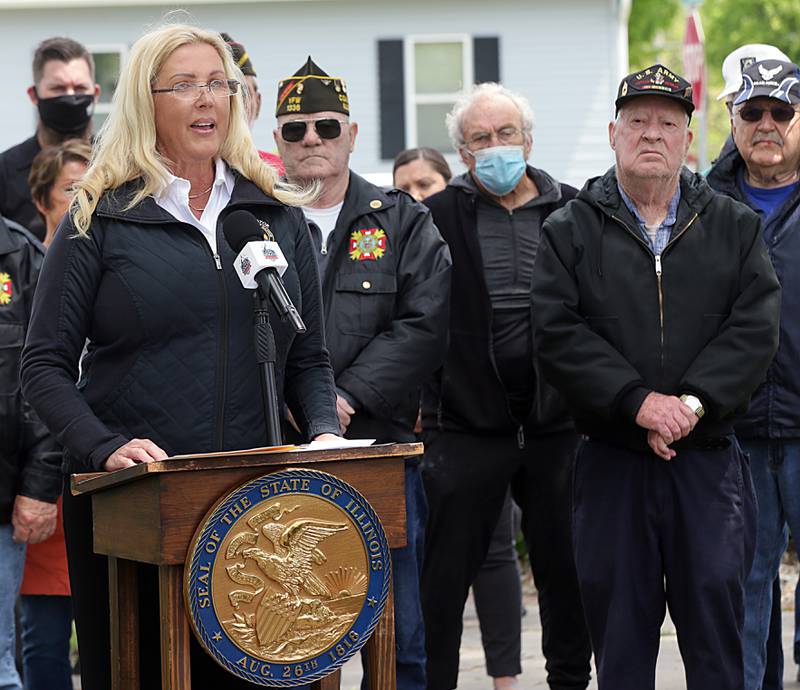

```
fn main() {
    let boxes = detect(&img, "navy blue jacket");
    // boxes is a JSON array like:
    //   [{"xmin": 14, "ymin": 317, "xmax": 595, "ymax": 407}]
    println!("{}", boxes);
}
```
[
  {"xmin": 707, "ymin": 147, "xmax": 800, "ymax": 439},
  {"xmin": 20, "ymin": 173, "xmax": 340, "ymax": 473}
]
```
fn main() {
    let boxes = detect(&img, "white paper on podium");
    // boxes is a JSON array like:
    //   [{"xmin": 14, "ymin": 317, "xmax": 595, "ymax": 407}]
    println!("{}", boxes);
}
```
[{"xmin": 295, "ymin": 438, "xmax": 376, "ymax": 452}]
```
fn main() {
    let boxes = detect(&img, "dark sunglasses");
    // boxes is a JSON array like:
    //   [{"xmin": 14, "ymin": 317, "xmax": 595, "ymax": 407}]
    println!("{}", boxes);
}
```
[
  {"xmin": 280, "ymin": 119, "xmax": 344, "ymax": 142},
  {"xmin": 737, "ymin": 103, "xmax": 799, "ymax": 123}
]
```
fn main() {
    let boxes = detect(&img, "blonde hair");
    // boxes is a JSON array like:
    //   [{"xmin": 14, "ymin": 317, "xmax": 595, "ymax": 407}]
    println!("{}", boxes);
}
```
[{"xmin": 73, "ymin": 23, "xmax": 309, "ymax": 235}]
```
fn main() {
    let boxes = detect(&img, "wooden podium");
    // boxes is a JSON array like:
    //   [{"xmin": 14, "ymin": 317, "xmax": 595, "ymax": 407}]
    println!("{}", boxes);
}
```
[{"xmin": 71, "ymin": 442, "xmax": 421, "ymax": 690}]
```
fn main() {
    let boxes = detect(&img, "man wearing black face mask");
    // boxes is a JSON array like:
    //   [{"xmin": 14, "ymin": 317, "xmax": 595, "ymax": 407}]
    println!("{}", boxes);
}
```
[{"xmin": 0, "ymin": 36, "xmax": 99, "ymax": 241}]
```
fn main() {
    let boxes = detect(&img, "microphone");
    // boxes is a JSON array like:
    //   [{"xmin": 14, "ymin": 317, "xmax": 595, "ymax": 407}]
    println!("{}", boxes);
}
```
[{"xmin": 222, "ymin": 210, "xmax": 306, "ymax": 333}]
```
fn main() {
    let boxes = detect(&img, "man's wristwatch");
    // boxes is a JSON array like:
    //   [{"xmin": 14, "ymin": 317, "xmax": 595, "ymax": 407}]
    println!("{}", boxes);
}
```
[{"xmin": 680, "ymin": 394, "xmax": 705, "ymax": 419}]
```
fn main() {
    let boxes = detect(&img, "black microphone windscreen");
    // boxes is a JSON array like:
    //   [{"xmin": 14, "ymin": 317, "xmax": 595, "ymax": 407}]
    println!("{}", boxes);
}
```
[{"xmin": 222, "ymin": 210, "xmax": 265, "ymax": 253}]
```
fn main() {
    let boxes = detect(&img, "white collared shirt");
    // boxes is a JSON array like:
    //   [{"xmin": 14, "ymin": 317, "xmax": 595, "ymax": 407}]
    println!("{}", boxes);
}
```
[{"xmin": 154, "ymin": 158, "xmax": 235, "ymax": 256}]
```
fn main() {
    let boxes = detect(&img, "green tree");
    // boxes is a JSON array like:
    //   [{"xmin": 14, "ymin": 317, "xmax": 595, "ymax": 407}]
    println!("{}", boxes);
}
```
[
  {"xmin": 701, "ymin": 0, "xmax": 800, "ymax": 73},
  {"xmin": 627, "ymin": 0, "xmax": 800, "ymax": 166},
  {"xmin": 699, "ymin": 0, "xmax": 800, "ymax": 163},
  {"xmin": 628, "ymin": 0, "xmax": 682, "ymax": 69}
]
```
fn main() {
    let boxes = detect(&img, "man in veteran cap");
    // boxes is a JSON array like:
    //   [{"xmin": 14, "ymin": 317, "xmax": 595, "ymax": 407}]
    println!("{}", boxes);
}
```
[
  {"xmin": 221, "ymin": 32, "xmax": 261, "ymax": 125},
  {"xmin": 221, "ymin": 32, "xmax": 284, "ymax": 174},
  {"xmin": 704, "ymin": 44, "xmax": 790, "ymax": 180},
  {"xmin": 531, "ymin": 64, "xmax": 781, "ymax": 689},
  {"xmin": 274, "ymin": 57, "xmax": 451, "ymax": 690},
  {"xmin": 707, "ymin": 59, "xmax": 800, "ymax": 690}
]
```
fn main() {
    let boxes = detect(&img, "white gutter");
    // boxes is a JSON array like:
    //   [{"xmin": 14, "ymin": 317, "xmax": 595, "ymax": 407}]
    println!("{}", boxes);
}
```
[{"xmin": 0, "ymin": 0, "xmax": 326, "ymax": 8}]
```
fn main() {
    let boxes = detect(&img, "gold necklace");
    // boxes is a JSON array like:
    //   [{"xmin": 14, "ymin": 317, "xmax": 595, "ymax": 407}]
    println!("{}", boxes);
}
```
[
  {"xmin": 188, "ymin": 183, "xmax": 214, "ymax": 200},
  {"xmin": 189, "ymin": 203, "xmax": 206, "ymax": 214}
]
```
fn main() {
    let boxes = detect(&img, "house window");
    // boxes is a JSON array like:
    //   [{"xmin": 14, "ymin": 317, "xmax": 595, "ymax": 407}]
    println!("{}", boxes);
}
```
[
  {"xmin": 88, "ymin": 44, "xmax": 127, "ymax": 130},
  {"xmin": 404, "ymin": 35, "xmax": 472, "ymax": 151}
]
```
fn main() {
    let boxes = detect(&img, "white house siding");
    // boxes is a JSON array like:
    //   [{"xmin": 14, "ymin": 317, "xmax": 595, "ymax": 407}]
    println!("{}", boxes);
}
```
[{"xmin": 0, "ymin": 0, "xmax": 627, "ymax": 189}]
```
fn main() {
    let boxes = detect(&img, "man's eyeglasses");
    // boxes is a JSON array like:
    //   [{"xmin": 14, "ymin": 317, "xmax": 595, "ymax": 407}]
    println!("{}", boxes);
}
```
[
  {"xmin": 737, "ymin": 103, "xmax": 799, "ymax": 123},
  {"xmin": 280, "ymin": 119, "xmax": 345, "ymax": 143},
  {"xmin": 151, "ymin": 79, "xmax": 240, "ymax": 100},
  {"xmin": 466, "ymin": 126, "xmax": 523, "ymax": 150}
]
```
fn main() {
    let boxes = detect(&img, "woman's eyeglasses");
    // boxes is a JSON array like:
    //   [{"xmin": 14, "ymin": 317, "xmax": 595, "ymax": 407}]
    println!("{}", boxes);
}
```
[
  {"xmin": 280, "ymin": 119, "xmax": 345, "ymax": 143},
  {"xmin": 151, "ymin": 79, "xmax": 240, "ymax": 100}
]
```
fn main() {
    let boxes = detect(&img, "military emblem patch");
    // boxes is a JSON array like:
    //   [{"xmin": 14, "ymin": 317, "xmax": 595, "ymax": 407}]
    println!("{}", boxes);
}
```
[
  {"xmin": 185, "ymin": 469, "xmax": 391, "ymax": 687},
  {"xmin": 349, "ymin": 229, "xmax": 387, "ymax": 261},
  {"xmin": 0, "ymin": 273, "xmax": 13, "ymax": 305}
]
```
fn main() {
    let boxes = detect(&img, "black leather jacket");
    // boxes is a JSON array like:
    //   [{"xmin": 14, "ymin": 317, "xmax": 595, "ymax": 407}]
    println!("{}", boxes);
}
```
[
  {"xmin": 316, "ymin": 172, "xmax": 452, "ymax": 443},
  {"xmin": 0, "ymin": 215, "xmax": 60, "ymax": 523}
]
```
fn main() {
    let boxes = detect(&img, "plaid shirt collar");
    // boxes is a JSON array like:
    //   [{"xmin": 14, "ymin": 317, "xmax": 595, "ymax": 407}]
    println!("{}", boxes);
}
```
[{"xmin": 617, "ymin": 181, "xmax": 681, "ymax": 255}]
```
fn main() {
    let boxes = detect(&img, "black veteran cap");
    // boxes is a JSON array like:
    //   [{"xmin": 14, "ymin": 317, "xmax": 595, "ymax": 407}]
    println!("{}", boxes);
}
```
[
  {"xmin": 733, "ymin": 60, "xmax": 800, "ymax": 106},
  {"xmin": 220, "ymin": 32, "xmax": 256, "ymax": 77},
  {"xmin": 615, "ymin": 64, "xmax": 695, "ymax": 117},
  {"xmin": 275, "ymin": 56, "xmax": 349, "ymax": 117}
]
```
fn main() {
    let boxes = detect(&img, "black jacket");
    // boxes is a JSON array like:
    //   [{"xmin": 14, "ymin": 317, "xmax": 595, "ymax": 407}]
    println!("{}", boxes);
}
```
[
  {"xmin": 421, "ymin": 167, "xmax": 576, "ymax": 438},
  {"xmin": 532, "ymin": 167, "xmax": 781, "ymax": 450},
  {"xmin": 707, "ymin": 146, "xmax": 800, "ymax": 439},
  {"xmin": 0, "ymin": 136, "xmax": 45, "ymax": 241},
  {"xmin": 0, "ymin": 215, "xmax": 60, "ymax": 523},
  {"xmin": 20, "ymin": 173, "xmax": 340, "ymax": 474},
  {"xmin": 319, "ymin": 171, "xmax": 451, "ymax": 443}
]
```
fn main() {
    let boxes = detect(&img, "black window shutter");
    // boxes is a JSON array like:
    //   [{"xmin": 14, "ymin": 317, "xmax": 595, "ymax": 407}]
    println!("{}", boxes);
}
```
[
  {"xmin": 378, "ymin": 39, "xmax": 405, "ymax": 160},
  {"xmin": 473, "ymin": 37, "xmax": 500, "ymax": 84}
]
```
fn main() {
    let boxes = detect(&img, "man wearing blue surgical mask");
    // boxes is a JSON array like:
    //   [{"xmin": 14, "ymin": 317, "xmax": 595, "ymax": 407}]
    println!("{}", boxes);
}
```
[
  {"xmin": 421, "ymin": 83, "xmax": 591, "ymax": 690},
  {"xmin": 0, "ymin": 37, "xmax": 99, "ymax": 242}
]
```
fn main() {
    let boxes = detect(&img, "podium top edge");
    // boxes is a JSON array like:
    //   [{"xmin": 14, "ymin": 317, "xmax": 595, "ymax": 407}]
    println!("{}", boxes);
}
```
[{"xmin": 70, "ymin": 442, "xmax": 423, "ymax": 496}]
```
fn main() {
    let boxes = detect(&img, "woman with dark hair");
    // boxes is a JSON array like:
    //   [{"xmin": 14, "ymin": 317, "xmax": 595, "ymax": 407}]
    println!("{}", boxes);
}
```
[
  {"xmin": 29, "ymin": 139, "xmax": 91, "ymax": 247},
  {"xmin": 393, "ymin": 146, "xmax": 524, "ymax": 690},
  {"xmin": 392, "ymin": 147, "xmax": 451, "ymax": 202}
]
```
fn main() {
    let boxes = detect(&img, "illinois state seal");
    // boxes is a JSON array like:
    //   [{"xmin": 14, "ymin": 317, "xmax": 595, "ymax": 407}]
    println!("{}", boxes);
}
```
[{"xmin": 185, "ymin": 468, "xmax": 391, "ymax": 686}]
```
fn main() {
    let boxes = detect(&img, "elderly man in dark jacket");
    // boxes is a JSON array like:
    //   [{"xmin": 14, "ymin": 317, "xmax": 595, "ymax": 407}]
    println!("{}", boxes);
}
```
[
  {"xmin": 707, "ymin": 59, "xmax": 800, "ymax": 690},
  {"xmin": 532, "ymin": 64, "xmax": 781, "ymax": 690},
  {"xmin": 421, "ymin": 82, "xmax": 591, "ymax": 690},
  {"xmin": 274, "ymin": 57, "xmax": 451, "ymax": 690},
  {"xmin": 0, "ymin": 215, "xmax": 60, "ymax": 690}
]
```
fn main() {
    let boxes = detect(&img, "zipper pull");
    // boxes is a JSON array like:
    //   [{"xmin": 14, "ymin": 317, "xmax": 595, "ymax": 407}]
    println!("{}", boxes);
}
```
[
  {"xmin": 654, "ymin": 254, "xmax": 662, "ymax": 277},
  {"xmin": 517, "ymin": 426, "xmax": 525, "ymax": 450},
  {"xmin": 213, "ymin": 253, "xmax": 222, "ymax": 270},
  {"xmin": 320, "ymin": 243, "xmax": 328, "ymax": 256}
]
